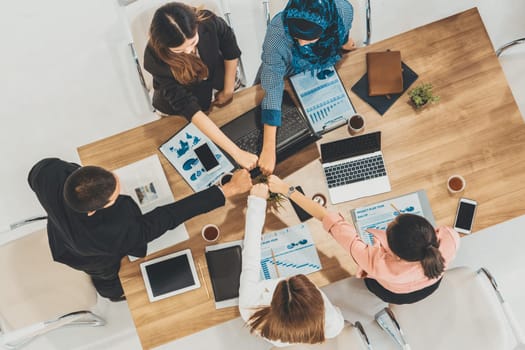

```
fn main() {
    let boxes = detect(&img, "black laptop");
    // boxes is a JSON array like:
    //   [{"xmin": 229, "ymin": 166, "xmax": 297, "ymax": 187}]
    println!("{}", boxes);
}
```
[{"xmin": 220, "ymin": 91, "xmax": 319, "ymax": 173}]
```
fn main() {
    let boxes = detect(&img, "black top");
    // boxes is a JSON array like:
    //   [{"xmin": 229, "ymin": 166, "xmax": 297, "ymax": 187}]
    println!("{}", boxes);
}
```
[
  {"xmin": 144, "ymin": 11, "xmax": 241, "ymax": 119},
  {"xmin": 28, "ymin": 158, "xmax": 225, "ymax": 279}
]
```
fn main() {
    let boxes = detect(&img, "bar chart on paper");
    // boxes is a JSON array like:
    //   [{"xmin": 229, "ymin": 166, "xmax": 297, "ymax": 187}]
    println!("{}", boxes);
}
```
[
  {"xmin": 290, "ymin": 66, "xmax": 356, "ymax": 133},
  {"xmin": 260, "ymin": 223, "xmax": 322, "ymax": 280}
]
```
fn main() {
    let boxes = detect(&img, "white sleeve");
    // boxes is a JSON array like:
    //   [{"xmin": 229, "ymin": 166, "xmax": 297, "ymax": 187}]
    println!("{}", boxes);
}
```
[
  {"xmin": 321, "ymin": 290, "xmax": 345, "ymax": 339},
  {"xmin": 238, "ymin": 195, "xmax": 267, "ymax": 321}
]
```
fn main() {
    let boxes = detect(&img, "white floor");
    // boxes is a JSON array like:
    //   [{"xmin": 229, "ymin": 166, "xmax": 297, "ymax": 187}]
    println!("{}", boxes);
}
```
[{"xmin": 2, "ymin": 0, "xmax": 524, "ymax": 349}]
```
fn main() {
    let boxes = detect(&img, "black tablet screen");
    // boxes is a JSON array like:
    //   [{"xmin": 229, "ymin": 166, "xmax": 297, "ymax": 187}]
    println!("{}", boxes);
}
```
[{"xmin": 145, "ymin": 254, "xmax": 195, "ymax": 297}]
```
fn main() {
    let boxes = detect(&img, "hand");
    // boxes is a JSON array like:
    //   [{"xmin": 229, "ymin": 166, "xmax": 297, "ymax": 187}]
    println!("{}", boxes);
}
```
[
  {"xmin": 267, "ymin": 175, "xmax": 290, "ymax": 195},
  {"xmin": 233, "ymin": 148, "xmax": 258, "ymax": 170},
  {"xmin": 341, "ymin": 37, "xmax": 356, "ymax": 52},
  {"xmin": 221, "ymin": 169, "xmax": 252, "ymax": 198},
  {"xmin": 258, "ymin": 148, "xmax": 276, "ymax": 175},
  {"xmin": 214, "ymin": 90, "xmax": 234, "ymax": 107},
  {"xmin": 250, "ymin": 183, "xmax": 269, "ymax": 199}
]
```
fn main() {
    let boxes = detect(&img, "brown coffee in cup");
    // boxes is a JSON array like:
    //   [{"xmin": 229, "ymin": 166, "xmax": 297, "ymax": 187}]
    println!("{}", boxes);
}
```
[
  {"xmin": 201, "ymin": 224, "xmax": 220, "ymax": 242},
  {"xmin": 348, "ymin": 114, "xmax": 365, "ymax": 135},
  {"xmin": 447, "ymin": 175, "xmax": 466, "ymax": 194}
]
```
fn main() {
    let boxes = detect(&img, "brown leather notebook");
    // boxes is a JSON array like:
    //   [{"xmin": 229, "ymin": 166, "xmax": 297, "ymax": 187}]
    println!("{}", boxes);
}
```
[{"xmin": 366, "ymin": 51, "xmax": 403, "ymax": 96}]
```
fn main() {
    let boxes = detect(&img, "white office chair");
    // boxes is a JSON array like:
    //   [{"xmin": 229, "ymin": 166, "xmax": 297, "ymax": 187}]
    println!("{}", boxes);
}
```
[
  {"xmin": 0, "ymin": 229, "xmax": 105, "ymax": 349},
  {"xmin": 262, "ymin": 0, "xmax": 372, "ymax": 47},
  {"xmin": 269, "ymin": 320, "xmax": 372, "ymax": 350},
  {"xmin": 119, "ymin": 0, "xmax": 247, "ymax": 111},
  {"xmin": 375, "ymin": 266, "xmax": 525, "ymax": 350},
  {"xmin": 496, "ymin": 38, "xmax": 525, "ymax": 119}
]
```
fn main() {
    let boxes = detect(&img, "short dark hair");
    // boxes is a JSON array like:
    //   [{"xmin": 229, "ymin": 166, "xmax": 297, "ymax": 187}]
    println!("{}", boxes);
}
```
[
  {"xmin": 387, "ymin": 214, "xmax": 445, "ymax": 279},
  {"xmin": 64, "ymin": 166, "xmax": 117, "ymax": 213}
]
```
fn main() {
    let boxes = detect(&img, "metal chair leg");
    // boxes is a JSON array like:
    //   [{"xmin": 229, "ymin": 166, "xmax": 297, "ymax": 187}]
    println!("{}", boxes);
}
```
[
  {"xmin": 364, "ymin": 0, "xmax": 372, "ymax": 46},
  {"xmin": 478, "ymin": 268, "xmax": 525, "ymax": 346},
  {"xmin": 496, "ymin": 38, "xmax": 525, "ymax": 57},
  {"xmin": 129, "ymin": 42, "xmax": 155, "ymax": 112},
  {"xmin": 2, "ymin": 311, "xmax": 105, "ymax": 350}
]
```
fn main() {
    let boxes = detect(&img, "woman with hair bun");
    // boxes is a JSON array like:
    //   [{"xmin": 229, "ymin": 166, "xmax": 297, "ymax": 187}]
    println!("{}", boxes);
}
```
[{"xmin": 267, "ymin": 175, "xmax": 460, "ymax": 305}]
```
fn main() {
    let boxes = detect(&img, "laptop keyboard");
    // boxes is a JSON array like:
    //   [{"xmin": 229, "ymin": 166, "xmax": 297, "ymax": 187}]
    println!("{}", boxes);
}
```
[
  {"xmin": 233, "ymin": 92, "xmax": 311, "ymax": 155},
  {"xmin": 324, "ymin": 154, "xmax": 386, "ymax": 188},
  {"xmin": 235, "ymin": 128, "xmax": 262, "ymax": 154},
  {"xmin": 277, "ymin": 98, "xmax": 310, "ymax": 143}
]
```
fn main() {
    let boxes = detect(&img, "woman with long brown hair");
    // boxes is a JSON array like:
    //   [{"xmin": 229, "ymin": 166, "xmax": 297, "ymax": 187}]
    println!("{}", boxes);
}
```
[
  {"xmin": 239, "ymin": 183, "xmax": 344, "ymax": 346},
  {"xmin": 144, "ymin": 2, "xmax": 257, "ymax": 170}
]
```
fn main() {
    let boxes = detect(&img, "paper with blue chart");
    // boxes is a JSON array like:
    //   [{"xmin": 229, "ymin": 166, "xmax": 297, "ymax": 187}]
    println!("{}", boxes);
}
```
[
  {"xmin": 159, "ymin": 123, "xmax": 235, "ymax": 192},
  {"xmin": 290, "ymin": 65, "xmax": 356, "ymax": 134},
  {"xmin": 350, "ymin": 190, "xmax": 435, "ymax": 245},
  {"xmin": 260, "ymin": 223, "xmax": 322, "ymax": 280}
]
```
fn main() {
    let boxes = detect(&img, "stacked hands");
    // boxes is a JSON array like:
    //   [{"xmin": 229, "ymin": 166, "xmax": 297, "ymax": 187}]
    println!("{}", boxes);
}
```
[{"xmin": 221, "ymin": 171, "xmax": 290, "ymax": 200}]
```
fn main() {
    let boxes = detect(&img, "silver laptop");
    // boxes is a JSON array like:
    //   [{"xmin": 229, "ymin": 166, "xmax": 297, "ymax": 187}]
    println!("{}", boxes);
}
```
[{"xmin": 320, "ymin": 131, "xmax": 391, "ymax": 204}]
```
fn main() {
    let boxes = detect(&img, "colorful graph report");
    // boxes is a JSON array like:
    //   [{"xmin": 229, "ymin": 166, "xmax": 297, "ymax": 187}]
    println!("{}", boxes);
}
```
[
  {"xmin": 259, "ymin": 223, "xmax": 322, "ymax": 280},
  {"xmin": 159, "ymin": 123, "xmax": 235, "ymax": 192},
  {"xmin": 290, "ymin": 66, "xmax": 356, "ymax": 134}
]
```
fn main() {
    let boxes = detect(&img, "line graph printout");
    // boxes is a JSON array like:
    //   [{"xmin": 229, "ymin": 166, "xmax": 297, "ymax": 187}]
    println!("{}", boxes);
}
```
[
  {"xmin": 350, "ymin": 190, "xmax": 435, "ymax": 245},
  {"xmin": 290, "ymin": 66, "xmax": 356, "ymax": 134},
  {"xmin": 260, "ymin": 223, "xmax": 322, "ymax": 280}
]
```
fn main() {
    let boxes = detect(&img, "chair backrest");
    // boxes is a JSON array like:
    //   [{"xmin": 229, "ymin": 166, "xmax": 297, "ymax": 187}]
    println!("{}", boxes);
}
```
[
  {"xmin": 265, "ymin": 0, "xmax": 370, "ymax": 47},
  {"xmin": 0, "ymin": 229, "xmax": 97, "ymax": 331},
  {"xmin": 122, "ymin": 0, "xmax": 224, "ymax": 92},
  {"xmin": 389, "ymin": 266, "xmax": 512, "ymax": 350}
]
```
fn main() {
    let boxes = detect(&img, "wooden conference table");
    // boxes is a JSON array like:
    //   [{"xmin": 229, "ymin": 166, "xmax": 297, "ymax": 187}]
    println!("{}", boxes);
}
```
[{"xmin": 78, "ymin": 8, "xmax": 525, "ymax": 350}]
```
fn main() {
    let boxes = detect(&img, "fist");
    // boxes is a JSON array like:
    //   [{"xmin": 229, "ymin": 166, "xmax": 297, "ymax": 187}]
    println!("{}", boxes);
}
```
[
  {"xmin": 250, "ymin": 183, "xmax": 269, "ymax": 199},
  {"xmin": 258, "ymin": 148, "xmax": 276, "ymax": 175},
  {"xmin": 222, "ymin": 169, "xmax": 252, "ymax": 197}
]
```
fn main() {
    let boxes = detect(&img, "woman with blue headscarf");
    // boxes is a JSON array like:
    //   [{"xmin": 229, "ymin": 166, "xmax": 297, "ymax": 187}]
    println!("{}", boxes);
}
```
[{"xmin": 258, "ymin": 0, "xmax": 354, "ymax": 175}]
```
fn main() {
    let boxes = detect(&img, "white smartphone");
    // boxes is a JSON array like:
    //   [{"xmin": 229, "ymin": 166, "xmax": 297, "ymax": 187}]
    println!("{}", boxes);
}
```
[
  {"xmin": 453, "ymin": 198, "xmax": 477, "ymax": 234},
  {"xmin": 194, "ymin": 143, "xmax": 220, "ymax": 173}
]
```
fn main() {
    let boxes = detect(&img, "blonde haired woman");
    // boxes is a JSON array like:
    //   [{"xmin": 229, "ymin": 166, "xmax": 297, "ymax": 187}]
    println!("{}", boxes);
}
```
[
  {"xmin": 239, "ymin": 183, "xmax": 344, "ymax": 346},
  {"xmin": 145, "ymin": 2, "xmax": 257, "ymax": 170}
]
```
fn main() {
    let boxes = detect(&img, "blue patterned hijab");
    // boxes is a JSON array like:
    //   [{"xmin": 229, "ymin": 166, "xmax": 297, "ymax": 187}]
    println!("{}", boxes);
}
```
[{"xmin": 283, "ymin": 0, "xmax": 348, "ymax": 72}]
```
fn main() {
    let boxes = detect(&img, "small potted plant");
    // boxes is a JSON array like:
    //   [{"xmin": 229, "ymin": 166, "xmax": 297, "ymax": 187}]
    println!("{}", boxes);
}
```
[{"xmin": 408, "ymin": 83, "xmax": 440, "ymax": 109}]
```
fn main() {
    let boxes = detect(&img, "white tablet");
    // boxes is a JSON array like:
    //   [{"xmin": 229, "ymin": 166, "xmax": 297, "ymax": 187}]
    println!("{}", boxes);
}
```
[{"xmin": 140, "ymin": 249, "xmax": 200, "ymax": 302}]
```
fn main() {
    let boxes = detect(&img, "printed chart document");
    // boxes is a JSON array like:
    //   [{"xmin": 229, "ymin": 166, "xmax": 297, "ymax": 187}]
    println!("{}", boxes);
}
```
[
  {"xmin": 350, "ymin": 190, "xmax": 435, "ymax": 245},
  {"xmin": 113, "ymin": 155, "xmax": 189, "ymax": 261},
  {"xmin": 159, "ymin": 123, "xmax": 235, "ymax": 192},
  {"xmin": 290, "ymin": 65, "xmax": 356, "ymax": 134},
  {"xmin": 260, "ymin": 223, "xmax": 322, "ymax": 280}
]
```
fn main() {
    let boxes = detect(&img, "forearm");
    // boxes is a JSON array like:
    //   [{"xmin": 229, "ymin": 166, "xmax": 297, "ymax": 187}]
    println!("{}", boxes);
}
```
[
  {"xmin": 140, "ymin": 186, "xmax": 225, "ymax": 242},
  {"xmin": 191, "ymin": 110, "xmax": 241, "ymax": 158},
  {"xmin": 223, "ymin": 58, "xmax": 238, "ymax": 93},
  {"xmin": 261, "ymin": 124, "xmax": 277, "ymax": 153},
  {"xmin": 239, "ymin": 197, "xmax": 267, "ymax": 307},
  {"xmin": 288, "ymin": 190, "xmax": 327, "ymax": 221}
]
